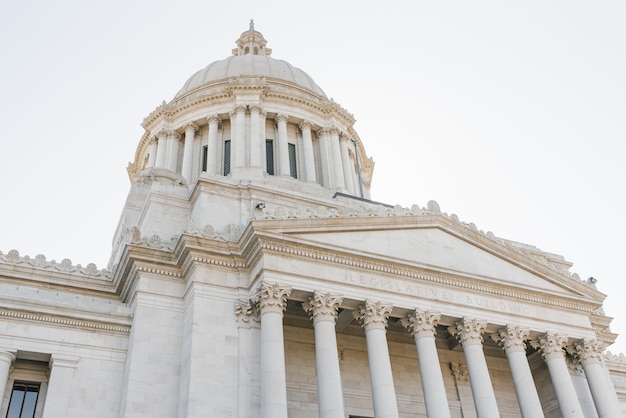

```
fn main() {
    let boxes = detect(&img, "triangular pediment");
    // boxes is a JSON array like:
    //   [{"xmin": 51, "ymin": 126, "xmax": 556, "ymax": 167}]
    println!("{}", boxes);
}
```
[{"xmin": 252, "ymin": 216, "xmax": 598, "ymax": 300}]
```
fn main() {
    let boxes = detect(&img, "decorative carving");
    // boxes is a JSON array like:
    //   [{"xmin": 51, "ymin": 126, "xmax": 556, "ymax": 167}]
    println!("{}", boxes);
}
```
[
  {"xmin": 253, "ymin": 282, "xmax": 292, "ymax": 314},
  {"xmin": 233, "ymin": 104, "xmax": 247, "ymax": 114},
  {"xmin": 316, "ymin": 128, "xmax": 330, "ymax": 137},
  {"xmin": 184, "ymin": 221, "xmax": 244, "ymax": 242},
  {"xmin": 299, "ymin": 120, "xmax": 312, "ymax": 131},
  {"xmin": 167, "ymin": 131, "xmax": 181, "ymax": 141},
  {"xmin": 576, "ymin": 338, "xmax": 605, "ymax": 366},
  {"xmin": 450, "ymin": 363, "xmax": 470, "ymax": 382},
  {"xmin": 493, "ymin": 325, "xmax": 529, "ymax": 353},
  {"xmin": 183, "ymin": 122, "xmax": 198, "ymax": 133},
  {"xmin": 235, "ymin": 299, "xmax": 260, "ymax": 327},
  {"xmin": 450, "ymin": 318, "xmax": 487, "ymax": 347},
  {"xmin": 248, "ymin": 104, "xmax": 263, "ymax": 113},
  {"xmin": 207, "ymin": 114, "xmax": 221, "ymax": 125},
  {"xmin": 567, "ymin": 355, "xmax": 585, "ymax": 375},
  {"xmin": 535, "ymin": 332, "xmax": 568, "ymax": 360},
  {"xmin": 275, "ymin": 113, "xmax": 288, "ymax": 123},
  {"xmin": 402, "ymin": 309, "xmax": 440, "ymax": 339},
  {"xmin": 0, "ymin": 250, "xmax": 112, "ymax": 278},
  {"xmin": 354, "ymin": 300, "xmax": 392, "ymax": 331},
  {"xmin": 303, "ymin": 292, "xmax": 343, "ymax": 324}
]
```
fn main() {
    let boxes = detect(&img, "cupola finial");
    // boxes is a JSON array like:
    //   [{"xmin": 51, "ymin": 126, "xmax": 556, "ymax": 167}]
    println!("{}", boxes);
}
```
[{"xmin": 249, "ymin": 19, "xmax": 254, "ymax": 31}]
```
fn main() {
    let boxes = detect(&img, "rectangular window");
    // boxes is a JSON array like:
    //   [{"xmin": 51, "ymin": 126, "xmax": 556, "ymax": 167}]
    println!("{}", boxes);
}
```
[
  {"xmin": 265, "ymin": 140, "xmax": 275, "ymax": 175},
  {"xmin": 201, "ymin": 145, "xmax": 208, "ymax": 172},
  {"xmin": 288, "ymin": 143, "xmax": 297, "ymax": 178},
  {"xmin": 223, "ymin": 140, "xmax": 231, "ymax": 176},
  {"xmin": 6, "ymin": 382, "xmax": 40, "ymax": 418}
]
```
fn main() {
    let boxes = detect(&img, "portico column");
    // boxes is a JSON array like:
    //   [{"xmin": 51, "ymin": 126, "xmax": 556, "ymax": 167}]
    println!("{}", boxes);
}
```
[
  {"xmin": 249, "ymin": 105, "xmax": 263, "ymax": 168},
  {"xmin": 299, "ymin": 121, "xmax": 316, "ymax": 182},
  {"xmin": 166, "ymin": 130, "xmax": 181, "ymax": 172},
  {"xmin": 354, "ymin": 300, "xmax": 399, "ymax": 418},
  {"xmin": 234, "ymin": 105, "xmax": 247, "ymax": 169},
  {"xmin": 329, "ymin": 127, "xmax": 346, "ymax": 190},
  {"xmin": 303, "ymin": 292, "xmax": 345, "ymax": 418},
  {"xmin": 182, "ymin": 122, "xmax": 198, "ymax": 183},
  {"xmin": 255, "ymin": 282, "xmax": 292, "ymax": 418},
  {"xmin": 576, "ymin": 338, "xmax": 623, "ymax": 417},
  {"xmin": 402, "ymin": 310, "xmax": 451, "ymax": 418},
  {"xmin": 276, "ymin": 114, "xmax": 290, "ymax": 176},
  {"xmin": 155, "ymin": 129, "xmax": 168, "ymax": 169},
  {"xmin": 147, "ymin": 136, "xmax": 157, "ymax": 168},
  {"xmin": 536, "ymin": 332, "xmax": 584, "ymax": 417},
  {"xmin": 206, "ymin": 114, "xmax": 220, "ymax": 176},
  {"xmin": 0, "ymin": 351, "xmax": 16, "ymax": 408},
  {"xmin": 235, "ymin": 299, "xmax": 261, "ymax": 418},
  {"xmin": 450, "ymin": 318, "xmax": 500, "ymax": 418},
  {"xmin": 494, "ymin": 326, "xmax": 544, "ymax": 418},
  {"xmin": 339, "ymin": 134, "xmax": 355, "ymax": 194},
  {"xmin": 41, "ymin": 355, "xmax": 79, "ymax": 418}
]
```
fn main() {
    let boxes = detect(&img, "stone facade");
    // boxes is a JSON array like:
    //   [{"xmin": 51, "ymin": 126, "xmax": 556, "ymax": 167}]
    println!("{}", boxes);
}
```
[{"xmin": 1, "ymin": 23, "xmax": 625, "ymax": 418}]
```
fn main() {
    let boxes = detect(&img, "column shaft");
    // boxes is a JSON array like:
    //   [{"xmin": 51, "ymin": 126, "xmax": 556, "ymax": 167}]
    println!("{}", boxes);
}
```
[
  {"xmin": 340, "ymin": 136, "xmax": 355, "ymax": 194},
  {"xmin": 249, "ymin": 105, "xmax": 262, "ymax": 168},
  {"xmin": 155, "ymin": 130, "xmax": 167, "ymax": 168},
  {"xmin": 147, "ymin": 138, "xmax": 157, "ymax": 168},
  {"xmin": 182, "ymin": 123, "xmax": 197, "ymax": 183},
  {"xmin": 206, "ymin": 115, "xmax": 220, "ymax": 175},
  {"xmin": 329, "ymin": 128, "xmax": 345, "ymax": 189},
  {"xmin": 41, "ymin": 355, "xmax": 79, "ymax": 418},
  {"xmin": 234, "ymin": 106, "xmax": 247, "ymax": 169},
  {"xmin": 276, "ymin": 115, "xmax": 290, "ymax": 176},
  {"xmin": 0, "ymin": 351, "xmax": 15, "ymax": 409},
  {"xmin": 300, "ymin": 121, "xmax": 316, "ymax": 182},
  {"xmin": 317, "ymin": 129, "xmax": 333, "ymax": 187}
]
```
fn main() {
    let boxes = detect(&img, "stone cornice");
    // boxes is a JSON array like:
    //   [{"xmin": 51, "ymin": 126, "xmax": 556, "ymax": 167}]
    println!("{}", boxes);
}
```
[{"xmin": 0, "ymin": 308, "xmax": 130, "ymax": 334}]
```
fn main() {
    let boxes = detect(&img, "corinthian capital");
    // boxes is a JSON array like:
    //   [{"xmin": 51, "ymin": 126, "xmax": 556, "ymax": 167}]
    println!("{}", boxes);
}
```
[
  {"xmin": 576, "ymin": 338, "xmax": 605, "ymax": 366},
  {"xmin": 254, "ymin": 282, "xmax": 292, "ymax": 315},
  {"xmin": 235, "ymin": 298, "xmax": 260, "ymax": 327},
  {"xmin": 493, "ymin": 325, "xmax": 529, "ymax": 354},
  {"xmin": 450, "ymin": 318, "xmax": 487, "ymax": 347},
  {"xmin": 535, "ymin": 331, "xmax": 568, "ymax": 360},
  {"xmin": 299, "ymin": 120, "xmax": 312, "ymax": 131},
  {"xmin": 316, "ymin": 128, "xmax": 330, "ymax": 137},
  {"xmin": 168, "ymin": 130, "xmax": 181, "ymax": 140},
  {"xmin": 275, "ymin": 113, "xmax": 289, "ymax": 124},
  {"xmin": 183, "ymin": 122, "xmax": 198, "ymax": 133},
  {"xmin": 207, "ymin": 114, "xmax": 221, "ymax": 125},
  {"xmin": 248, "ymin": 104, "xmax": 263, "ymax": 113},
  {"xmin": 303, "ymin": 292, "xmax": 343, "ymax": 325},
  {"xmin": 354, "ymin": 300, "xmax": 393, "ymax": 331},
  {"xmin": 233, "ymin": 104, "xmax": 247, "ymax": 114},
  {"xmin": 402, "ymin": 309, "xmax": 440, "ymax": 339}
]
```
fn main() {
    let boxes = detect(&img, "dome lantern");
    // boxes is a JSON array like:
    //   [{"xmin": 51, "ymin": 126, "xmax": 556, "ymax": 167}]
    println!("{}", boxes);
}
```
[{"xmin": 232, "ymin": 19, "xmax": 272, "ymax": 57}]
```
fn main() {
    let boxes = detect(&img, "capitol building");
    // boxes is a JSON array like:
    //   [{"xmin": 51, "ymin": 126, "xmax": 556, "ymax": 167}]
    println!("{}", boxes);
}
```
[{"xmin": 0, "ymin": 23, "xmax": 625, "ymax": 418}]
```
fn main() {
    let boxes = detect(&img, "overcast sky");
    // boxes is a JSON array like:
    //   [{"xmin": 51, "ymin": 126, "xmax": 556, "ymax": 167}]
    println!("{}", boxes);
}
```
[{"xmin": 1, "ymin": 1, "xmax": 625, "ymax": 354}]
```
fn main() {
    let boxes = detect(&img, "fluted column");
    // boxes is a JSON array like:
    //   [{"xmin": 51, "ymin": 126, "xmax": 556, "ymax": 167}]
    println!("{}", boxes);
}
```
[
  {"xmin": 576, "ymin": 338, "xmax": 623, "ymax": 417},
  {"xmin": 0, "ymin": 351, "xmax": 16, "ymax": 407},
  {"xmin": 354, "ymin": 300, "xmax": 399, "ymax": 418},
  {"xmin": 147, "ymin": 136, "xmax": 157, "ymax": 168},
  {"xmin": 317, "ymin": 128, "xmax": 333, "ymax": 187},
  {"xmin": 299, "ymin": 121, "xmax": 316, "ymax": 182},
  {"xmin": 536, "ymin": 332, "xmax": 584, "ymax": 417},
  {"xmin": 236, "ymin": 299, "xmax": 261, "ymax": 418},
  {"xmin": 182, "ymin": 122, "xmax": 197, "ymax": 183},
  {"xmin": 155, "ymin": 129, "xmax": 168, "ymax": 169},
  {"xmin": 234, "ymin": 105, "xmax": 247, "ymax": 169},
  {"xmin": 255, "ymin": 282, "xmax": 292, "ymax": 418},
  {"xmin": 166, "ymin": 130, "xmax": 181, "ymax": 172},
  {"xmin": 303, "ymin": 292, "xmax": 345, "ymax": 418},
  {"xmin": 206, "ymin": 114, "xmax": 220, "ymax": 175},
  {"xmin": 276, "ymin": 114, "xmax": 290, "ymax": 176},
  {"xmin": 249, "ymin": 105, "xmax": 263, "ymax": 168},
  {"xmin": 494, "ymin": 326, "xmax": 544, "ymax": 418},
  {"xmin": 451, "ymin": 318, "xmax": 500, "ymax": 418},
  {"xmin": 402, "ymin": 310, "xmax": 451, "ymax": 418},
  {"xmin": 339, "ymin": 134, "xmax": 355, "ymax": 194},
  {"xmin": 329, "ymin": 127, "xmax": 346, "ymax": 189}
]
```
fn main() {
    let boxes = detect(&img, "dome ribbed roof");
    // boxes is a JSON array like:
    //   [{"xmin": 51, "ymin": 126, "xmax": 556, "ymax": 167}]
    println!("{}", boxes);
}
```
[{"xmin": 174, "ymin": 22, "xmax": 326, "ymax": 99}]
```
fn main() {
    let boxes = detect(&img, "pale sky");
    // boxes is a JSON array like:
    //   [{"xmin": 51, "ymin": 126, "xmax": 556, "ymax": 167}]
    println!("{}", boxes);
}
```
[{"xmin": 1, "ymin": 1, "xmax": 625, "ymax": 354}]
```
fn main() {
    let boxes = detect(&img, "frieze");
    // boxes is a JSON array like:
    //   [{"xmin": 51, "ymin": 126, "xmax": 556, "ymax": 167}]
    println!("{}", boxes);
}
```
[
  {"xmin": 0, "ymin": 250, "xmax": 112, "ymax": 279},
  {"xmin": 185, "ymin": 218, "xmax": 245, "ymax": 242}
]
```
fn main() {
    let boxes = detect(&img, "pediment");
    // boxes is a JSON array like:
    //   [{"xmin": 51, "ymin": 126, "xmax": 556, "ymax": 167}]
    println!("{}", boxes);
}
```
[{"xmin": 254, "ymin": 218, "xmax": 595, "ymax": 300}]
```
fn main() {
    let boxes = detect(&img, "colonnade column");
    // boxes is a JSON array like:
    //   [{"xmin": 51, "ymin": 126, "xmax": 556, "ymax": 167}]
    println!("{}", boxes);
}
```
[
  {"xmin": 451, "ymin": 318, "xmax": 500, "ymax": 418},
  {"xmin": 494, "ymin": 326, "xmax": 544, "ymax": 418},
  {"xmin": 329, "ymin": 127, "xmax": 346, "ymax": 190},
  {"xmin": 402, "ymin": 310, "xmax": 451, "ymax": 418},
  {"xmin": 255, "ymin": 282, "xmax": 292, "ymax": 418},
  {"xmin": 249, "ymin": 105, "xmax": 263, "ymax": 168},
  {"xmin": 535, "ymin": 332, "xmax": 584, "ymax": 417},
  {"xmin": 155, "ymin": 129, "xmax": 168, "ymax": 169},
  {"xmin": 182, "ymin": 122, "xmax": 197, "ymax": 183},
  {"xmin": 299, "ymin": 121, "xmax": 316, "ymax": 182},
  {"xmin": 354, "ymin": 300, "xmax": 399, "ymax": 418},
  {"xmin": 234, "ymin": 105, "xmax": 247, "ymax": 169},
  {"xmin": 576, "ymin": 338, "xmax": 623, "ymax": 417},
  {"xmin": 303, "ymin": 292, "xmax": 345, "ymax": 418},
  {"xmin": 276, "ymin": 114, "xmax": 290, "ymax": 176},
  {"xmin": 317, "ymin": 128, "xmax": 333, "ymax": 187},
  {"xmin": 167, "ymin": 130, "xmax": 181, "ymax": 172},
  {"xmin": 0, "ymin": 351, "xmax": 15, "ymax": 407},
  {"xmin": 206, "ymin": 114, "xmax": 220, "ymax": 176},
  {"xmin": 339, "ymin": 134, "xmax": 355, "ymax": 194},
  {"xmin": 147, "ymin": 136, "xmax": 157, "ymax": 168},
  {"xmin": 41, "ymin": 355, "xmax": 79, "ymax": 418}
]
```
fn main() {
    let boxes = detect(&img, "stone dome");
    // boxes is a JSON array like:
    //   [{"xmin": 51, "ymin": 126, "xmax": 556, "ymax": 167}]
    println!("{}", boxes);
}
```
[{"xmin": 174, "ymin": 23, "xmax": 327, "ymax": 99}]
